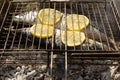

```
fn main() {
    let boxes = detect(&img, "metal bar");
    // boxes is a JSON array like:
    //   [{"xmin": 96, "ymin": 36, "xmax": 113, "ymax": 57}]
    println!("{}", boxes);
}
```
[
  {"xmin": 29, "ymin": 3, "xmax": 38, "ymax": 50},
  {"xmin": 80, "ymin": 2, "xmax": 90, "ymax": 50},
  {"xmin": 38, "ymin": 2, "xmax": 46, "ymax": 49},
  {"xmin": 0, "ymin": 0, "xmax": 8, "ymax": 31},
  {"xmin": 37, "ymin": 2, "xmax": 42, "ymax": 49},
  {"xmin": 68, "ymin": 63, "xmax": 120, "ymax": 66},
  {"xmin": 18, "ymin": 6, "xmax": 28, "ymax": 49},
  {"xmin": 64, "ymin": 2, "xmax": 67, "ymax": 51},
  {"xmin": 110, "ymin": 2, "xmax": 120, "ymax": 38},
  {"xmin": 75, "ymin": 3, "xmax": 82, "ymax": 50},
  {"xmin": 0, "ymin": 0, "xmax": 11, "ymax": 31},
  {"xmin": 45, "ymin": 2, "xmax": 50, "ymax": 49},
  {"xmin": 96, "ymin": 3, "xmax": 111, "ymax": 50},
  {"xmin": 31, "ymin": 30, "xmax": 36, "ymax": 49},
  {"xmin": 101, "ymin": 3, "xmax": 118, "ymax": 50},
  {"xmin": 23, "ymin": 4, "xmax": 29, "ymax": 49},
  {"xmin": 0, "ymin": 63, "xmax": 119, "ymax": 71},
  {"xmin": 70, "ymin": 2, "xmax": 75, "ymax": 50},
  {"xmin": 50, "ymin": 2, "xmax": 57, "ymax": 80},
  {"xmin": 3, "ymin": 2, "xmax": 12, "ymax": 50},
  {"xmin": 11, "ymin": 3, "xmax": 21, "ymax": 49},
  {"xmin": 0, "ymin": 49, "xmax": 118, "ymax": 53},
  {"xmin": 86, "ymin": 3, "xmax": 96, "ymax": 50},
  {"xmin": 65, "ymin": 52, "xmax": 67, "ymax": 80},
  {"xmin": 0, "ymin": 0, "xmax": 6, "ymax": 16},
  {"xmin": 0, "ymin": 59, "xmax": 48, "ymax": 62},
  {"xmin": 59, "ymin": 2, "xmax": 62, "ymax": 50},
  {"xmin": 91, "ymin": 3, "xmax": 104, "ymax": 50},
  {"xmin": 11, "ymin": 1, "xmax": 108, "ymax": 3},
  {"xmin": 52, "ymin": 2, "xmax": 56, "ymax": 50},
  {"xmin": 71, "ymin": 53, "xmax": 120, "ymax": 57},
  {"xmin": 112, "ymin": 0, "xmax": 120, "ymax": 19},
  {"xmin": 64, "ymin": 2, "xmax": 68, "ymax": 80},
  {"xmin": 1, "ymin": 55, "xmax": 120, "ymax": 60},
  {"xmin": 0, "ymin": 1, "xmax": 11, "ymax": 31},
  {"xmin": 1, "ymin": 59, "xmax": 120, "ymax": 65},
  {"xmin": 50, "ymin": 52, "xmax": 53, "ymax": 80},
  {"xmin": 69, "ymin": 58, "xmax": 120, "ymax": 60},
  {"xmin": 74, "ymin": 2, "xmax": 83, "ymax": 50}
]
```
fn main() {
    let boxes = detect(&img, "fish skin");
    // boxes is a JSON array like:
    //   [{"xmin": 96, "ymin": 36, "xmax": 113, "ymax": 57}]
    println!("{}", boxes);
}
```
[
  {"xmin": 8, "ymin": 10, "xmax": 118, "ymax": 50},
  {"xmin": 3, "ymin": 26, "xmax": 115, "ymax": 50},
  {"xmin": 84, "ymin": 25, "xmax": 108, "ymax": 42},
  {"xmin": 4, "ymin": 16, "xmax": 117, "ymax": 50},
  {"xmin": 54, "ymin": 14, "xmax": 116, "ymax": 50},
  {"xmin": 3, "ymin": 26, "xmax": 61, "ymax": 48},
  {"xmin": 12, "ymin": 9, "xmax": 117, "ymax": 49},
  {"xmin": 13, "ymin": 11, "xmax": 38, "ymax": 24},
  {"xmin": 84, "ymin": 25, "xmax": 118, "ymax": 50},
  {"xmin": 61, "ymin": 14, "xmax": 114, "ymax": 44},
  {"xmin": 60, "ymin": 13, "xmax": 117, "ymax": 50},
  {"xmin": 87, "ymin": 39, "xmax": 114, "ymax": 50}
]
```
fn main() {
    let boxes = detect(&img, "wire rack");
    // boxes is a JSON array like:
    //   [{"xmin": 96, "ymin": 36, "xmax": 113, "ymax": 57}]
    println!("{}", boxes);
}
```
[
  {"xmin": 0, "ymin": 0, "xmax": 120, "ymax": 53},
  {"xmin": 0, "ymin": 0, "xmax": 120, "ymax": 80}
]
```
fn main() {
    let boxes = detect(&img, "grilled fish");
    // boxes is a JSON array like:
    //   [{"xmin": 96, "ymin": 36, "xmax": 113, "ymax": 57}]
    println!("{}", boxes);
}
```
[
  {"xmin": 59, "ymin": 14, "xmax": 117, "ymax": 50},
  {"xmin": 10, "ymin": 9, "xmax": 118, "ymax": 50},
  {"xmin": 12, "ymin": 9, "xmax": 116, "ymax": 44},
  {"xmin": 13, "ymin": 11, "xmax": 38, "ymax": 24},
  {"xmin": 3, "ymin": 25, "xmax": 115, "ymax": 50},
  {"xmin": 87, "ymin": 38, "xmax": 114, "ymax": 50},
  {"xmin": 84, "ymin": 25, "xmax": 118, "ymax": 50},
  {"xmin": 3, "ymin": 26, "xmax": 62, "ymax": 49},
  {"xmin": 12, "ymin": 7, "xmax": 73, "ymax": 25}
]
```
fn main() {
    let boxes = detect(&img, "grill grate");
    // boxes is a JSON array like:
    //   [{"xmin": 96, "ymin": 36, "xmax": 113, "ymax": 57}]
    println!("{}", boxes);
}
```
[
  {"xmin": 0, "ymin": 1, "xmax": 120, "ymax": 80},
  {"xmin": 0, "ymin": 1, "xmax": 120, "ymax": 53}
]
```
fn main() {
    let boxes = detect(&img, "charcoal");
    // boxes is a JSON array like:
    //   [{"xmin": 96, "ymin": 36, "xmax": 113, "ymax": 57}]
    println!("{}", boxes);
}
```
[
  {"xmin": 114, "ymin": 74, "xmax": 120, "ymax": 80},
  {"xmin": 0, "ymin": 1, "xmax": 120, "ymax": 80},
  {"xmin": 1, "ymin": 59, "xmax": 120, "ymax": 80}
]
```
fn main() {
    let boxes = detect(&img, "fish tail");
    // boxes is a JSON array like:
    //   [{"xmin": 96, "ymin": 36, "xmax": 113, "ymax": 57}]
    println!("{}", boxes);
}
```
[
  {"xmin": 3, "ymin": 26, "xmax": 15, "ymax": 31},
  {"xmin": 108, "ymin": 38, "xmax": 118, "ymax": 51}
]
